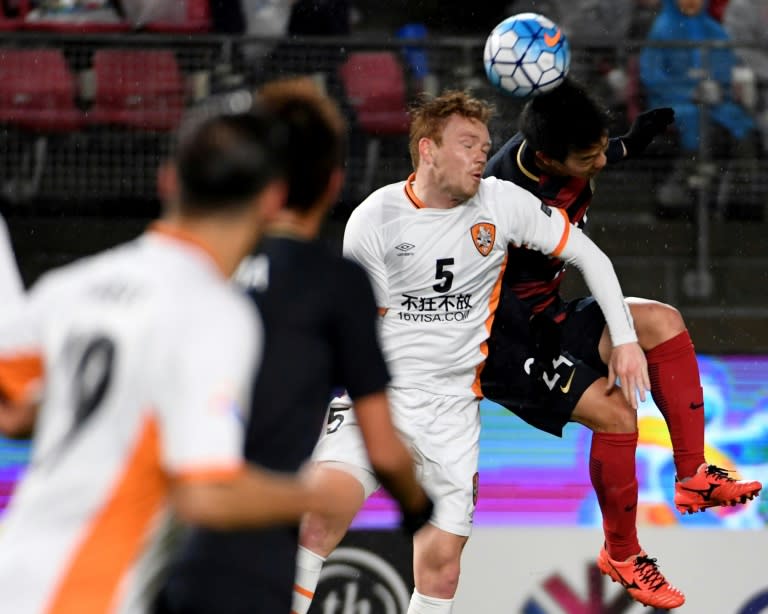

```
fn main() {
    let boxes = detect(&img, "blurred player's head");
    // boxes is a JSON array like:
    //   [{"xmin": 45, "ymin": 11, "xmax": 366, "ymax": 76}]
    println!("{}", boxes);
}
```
[
  {"xmin": 520, "ymin": 77, "xmax": 610, "ymax": 179},
  {"xmin": 258, "ymin": 77, "xmax": 347, "ymax": 215},
  {"xmin": 410, "ymin": 90, "xmax": 494, "ymax": 203},
  {"xmin": 161, "ymin": 89, "xmax": 289, "ymax": 220}
]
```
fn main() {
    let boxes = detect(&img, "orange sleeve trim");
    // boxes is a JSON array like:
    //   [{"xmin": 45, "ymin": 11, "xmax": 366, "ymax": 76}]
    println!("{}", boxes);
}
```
[
  {"xmin": 551, "ymin": 207, "xmax": 571, "ymax": 258},
  {"xmin": 0, "ymin": 354, "xmax": 43, "ymax": 404},
  {"xmin": 294, "ymin": 584, "xmax": 315, "ymax": 599},
  {"xmin": 174, "ymin": 463, "xmax": 246, "ymax": 483},
  {"xmin": 472, "ymin": 253, "xmax": 508, "ymax": 398}
]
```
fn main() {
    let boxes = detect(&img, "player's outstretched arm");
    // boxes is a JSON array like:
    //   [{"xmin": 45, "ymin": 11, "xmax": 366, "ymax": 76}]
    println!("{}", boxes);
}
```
[
  {"xmin": 620, "ymin": 107, "xmax": 675, "ymax": 158},
  {"xmin": 354, "ymin": 390, "xmax": 434, "ymax": 534},
  {"xmin": 170, "ymin": 465, "xmax": 331, "ymax": 531},
  {"xmin": 605, "ymin": 342, "xmax": 651, "ymax": 410}
]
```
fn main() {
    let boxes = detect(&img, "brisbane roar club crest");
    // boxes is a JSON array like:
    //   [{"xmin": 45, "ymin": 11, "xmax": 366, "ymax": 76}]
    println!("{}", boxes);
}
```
[{"xmin": 470, "ymin": 222, "xmax": 496, "ymax": 256}]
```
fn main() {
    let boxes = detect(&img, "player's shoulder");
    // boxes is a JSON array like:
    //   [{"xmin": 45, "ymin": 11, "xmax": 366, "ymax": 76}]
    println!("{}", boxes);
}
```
[
  {"xmin": 349, "ymin": 180, "xmax": 409, "ymax": 220},
  {"xmin": 28, "ymin": 240, "xmax": 137, "ymax": 303},
  {"xmin": 176, "ymin": 277, "xmax": 256, "ymax": 329},
  {"xmin": 478, "ymin": 175, "xmax": 540, "ymax": 206},
  {"xmin": 154, "ymin": 280, "xmax": 261, "ymax": 368},
  {"xmin": 134, "ymin": 239, "xmax": 258, "ymax": 336}
]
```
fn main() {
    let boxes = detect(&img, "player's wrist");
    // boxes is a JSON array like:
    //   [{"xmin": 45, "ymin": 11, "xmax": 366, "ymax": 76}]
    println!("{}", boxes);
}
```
[
  {"xmin": 612, "ymin": 335, "xmax": 639, "ymax": 348},
  {"xmin": 619, "ymin": 132, "xmax": 647, "ymax": 158}
]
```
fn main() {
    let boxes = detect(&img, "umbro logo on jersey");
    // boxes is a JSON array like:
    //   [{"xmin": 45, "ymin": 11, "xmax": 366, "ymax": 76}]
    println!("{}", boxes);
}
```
[
  {"xmin": 470, "ymin": 223, "xmax": 496, "ymax": 256},
  {"xmin": 395, "ymin": 243, "xmax": 415, "ymax": 252}
]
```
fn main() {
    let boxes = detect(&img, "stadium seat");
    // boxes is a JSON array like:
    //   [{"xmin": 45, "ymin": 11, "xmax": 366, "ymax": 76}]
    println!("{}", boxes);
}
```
[
  {"xmin": 144, "ymin": 0, "xmax": 211, "ymax": 33},
  {"xmin": 0, "ymin": 48, "xmax": 84, "ymax": 201},
  {"xmin": 0, "ymin": 48, "xmax": 84, "ymax": 132},
  {"xmin": 338, "ymin": 51, "xmax": 411, "ymax": 197},
  {"xmin": 87, "ymin": 49, "xmax": 185, "ymax": 132}
]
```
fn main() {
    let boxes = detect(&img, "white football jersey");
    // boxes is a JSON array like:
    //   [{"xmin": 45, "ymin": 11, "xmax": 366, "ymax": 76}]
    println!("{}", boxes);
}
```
[
  {"xmin": 0, "ymin": 225, "xmax": 261, "ymax": 614},
  {"xmin": 344, "ymin": 175, "xmax": 635, "ymax": 398}
]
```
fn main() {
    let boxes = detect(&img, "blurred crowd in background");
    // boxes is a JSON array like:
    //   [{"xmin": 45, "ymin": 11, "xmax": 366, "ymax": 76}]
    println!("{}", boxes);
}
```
[{"xmin": 1, "ymin": 0, "xmax": 766, "ymax": 220}]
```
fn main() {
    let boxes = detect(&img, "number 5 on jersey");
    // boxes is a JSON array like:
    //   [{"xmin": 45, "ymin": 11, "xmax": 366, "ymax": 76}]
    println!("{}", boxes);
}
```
[{"xmin": 433, "ymin": 258, "xmax": 455, "ymax": 293}]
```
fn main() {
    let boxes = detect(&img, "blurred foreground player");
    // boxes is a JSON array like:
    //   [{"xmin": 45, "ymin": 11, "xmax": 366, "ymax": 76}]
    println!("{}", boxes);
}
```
[
  {"xmin": 0, "ymin": 92, "xmax": 334, "ymax": 614},
  {"xmin": 158, "ymin": 77, "xmax": 432, "ymax": 614}
]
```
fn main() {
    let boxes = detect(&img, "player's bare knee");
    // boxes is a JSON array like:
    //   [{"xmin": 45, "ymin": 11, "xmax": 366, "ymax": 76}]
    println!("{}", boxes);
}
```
[
  {"xmin": 412, "ymin": 525, "xmax": 465, "ymax": 596},
  {"xmin": 577, "ymin": 390, "xmax": 637, "ymax": 433},
  {"xmin": 299, "ymin": 513, "xmax": 344, "ymax": 557},
  {"xmin": 648, "ymin": 302, "xmax": 683, "ymax": 334},
  {"xmin": 436, "ymin": 559, "xmax": 461, "ymax": 592},
  {"xmin": 414, "ymin": 554, "xmax": 461, "ymax": 597},
  {"xmin": 631, "ymin": 301, "xmax": 685, "ymax": 347},
  {"xmin": 429, "ymin": 562, "xmax": 461, "ymax": 596},
  {"xmin": 601, "ymin": 400, "xmax": 638, "ymax": 433},
  {"xmin": 574, "ymin": 381, "xmax": 637, "ymax": 433}
]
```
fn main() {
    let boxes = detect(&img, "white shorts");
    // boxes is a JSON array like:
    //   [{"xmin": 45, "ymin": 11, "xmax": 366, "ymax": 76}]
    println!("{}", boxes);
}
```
[{"xmin": 312, "ymin": 387, "xmax": 480, "ymax": 537}]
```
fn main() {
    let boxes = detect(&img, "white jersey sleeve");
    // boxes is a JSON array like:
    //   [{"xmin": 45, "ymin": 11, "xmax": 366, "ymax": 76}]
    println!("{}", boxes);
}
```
[
  {"xmin": 0, "ymin": 270, "xmax": 61, "ymax": 404},
  {"xmin": 0, "ymin": 277, "xmax": 44, "ymax": 353},
  {"xmin": 153, "ymin": 296, "xmax": 261, "ymax": 479},
  {"xmin": 488, "ymin": 178, "xmax": 637, "ymax": 346},
  {"xmin": 343, "ymin": 197, "xmax": 389, "ymax": 308},
  {"xmin": 556, "ymin": 226, "xmax": 637, "ymax": 346}
]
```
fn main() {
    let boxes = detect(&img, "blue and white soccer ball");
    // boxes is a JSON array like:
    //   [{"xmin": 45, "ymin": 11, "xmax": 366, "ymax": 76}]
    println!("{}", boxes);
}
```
[{"xmin": 483, "ymin": 13, "xmax": 571, "ymax": 98}]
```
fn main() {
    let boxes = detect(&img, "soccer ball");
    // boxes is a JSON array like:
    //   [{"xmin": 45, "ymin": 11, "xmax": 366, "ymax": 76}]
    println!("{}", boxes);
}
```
[{"xmin": 483, "ymin": 13, "xmax": 571, "ymax": 98}]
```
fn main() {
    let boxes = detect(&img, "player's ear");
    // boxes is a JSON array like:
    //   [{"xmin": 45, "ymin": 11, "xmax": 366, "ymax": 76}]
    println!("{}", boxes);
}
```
[
  {"xmin": 534, "ymin": 150, "xmax": 554, "ymax": 167},
  {"xmin": 321, "ymin": 168, "xmax": 345, "ymax": 210},
  {"xmin": 418, "ymin": 137, "xmax": 434, "ymax": 165},
  {"xmin": 255, "ymin": 178, "xmax": 288, "ymax": 224},
  {"xmin": 157, "ymin": 160, "xmax": 179, "ymax": 205}
]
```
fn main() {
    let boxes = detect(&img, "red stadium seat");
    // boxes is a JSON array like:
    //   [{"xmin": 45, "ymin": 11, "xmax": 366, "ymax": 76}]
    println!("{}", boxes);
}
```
[
  {"xmin": 338, "ymin": 51, "xmax": 411, "ymax": 196},
  {"xmin": 0, "ymin": 48, "xmax": 84, "ymax": 132},
  {"xmin": 144, "ymin": 0, "xmax": 211, "ymax": 33},
  {"xmin": 0, "ymin": 48, "xmax": 85, "ymax": 201},
  {"xmin": 339, "ymin": 51, "xmax": 411, "ymax": 135},
  {"xmin": 87, "ymin": 49, "xmax": 185, "ymax": 132}
]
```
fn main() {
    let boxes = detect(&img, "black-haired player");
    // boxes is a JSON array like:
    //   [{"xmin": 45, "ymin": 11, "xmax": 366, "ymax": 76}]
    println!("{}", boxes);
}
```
[{"xmin": 482, "ymin": 77, "xmax": 761, "ymax": 609}]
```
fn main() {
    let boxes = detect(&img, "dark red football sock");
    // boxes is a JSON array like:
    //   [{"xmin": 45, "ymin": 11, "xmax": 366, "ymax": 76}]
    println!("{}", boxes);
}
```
[
  {"xmin": 646, "ymin": 330, "xmax": 706, "ymax": 479},
  {"xmin": 590, "ymin": 431, "xmax": 640, "ymax": 562}
]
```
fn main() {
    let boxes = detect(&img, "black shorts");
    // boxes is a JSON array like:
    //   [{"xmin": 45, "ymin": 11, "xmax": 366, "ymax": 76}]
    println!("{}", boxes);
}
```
[{"xmin": 480, "ymin": 292, "xmax": 608, "ymax": 437}]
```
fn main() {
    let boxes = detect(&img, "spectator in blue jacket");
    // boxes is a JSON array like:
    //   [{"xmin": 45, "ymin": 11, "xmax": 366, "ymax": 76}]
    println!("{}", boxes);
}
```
[{"xmin": 640, "ymin": 0, "xmax": 760, "ymax": 216}]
